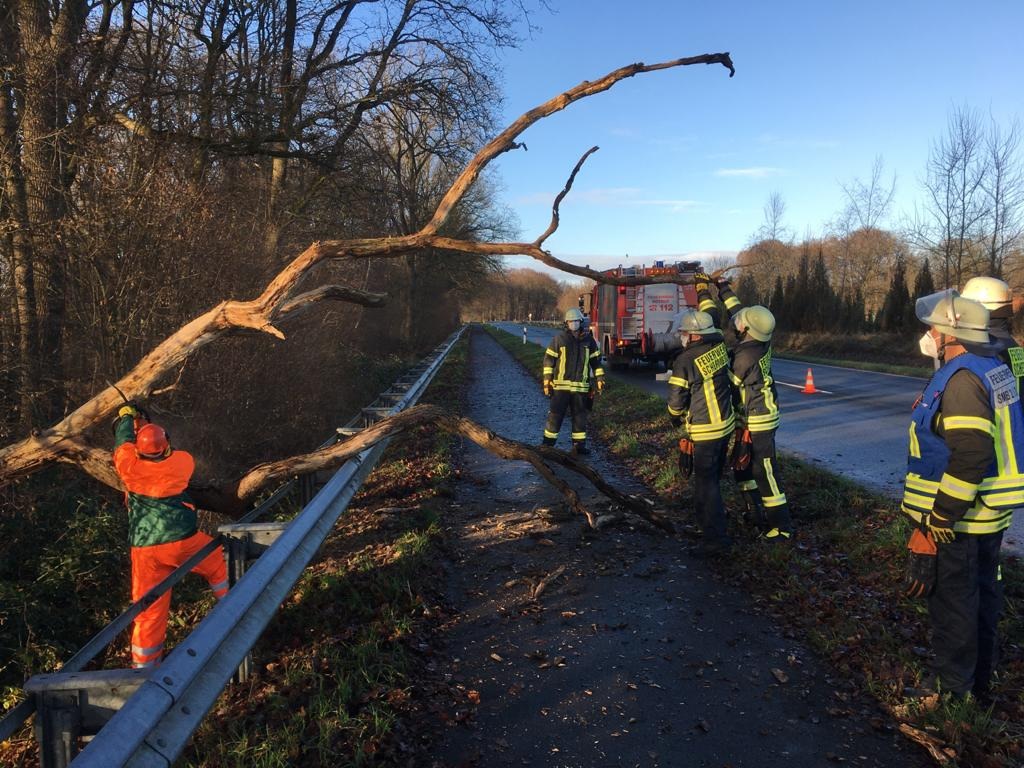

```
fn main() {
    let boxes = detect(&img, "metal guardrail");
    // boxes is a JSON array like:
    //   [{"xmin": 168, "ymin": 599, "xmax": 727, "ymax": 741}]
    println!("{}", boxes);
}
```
[{"xmin": 2, "ymin": 327, "xmax": 464, "ymax": 766}]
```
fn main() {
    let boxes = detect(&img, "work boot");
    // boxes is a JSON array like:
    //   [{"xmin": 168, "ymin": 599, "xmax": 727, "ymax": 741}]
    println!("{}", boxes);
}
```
[
  {"xmin": 541, "ymin": 436, "xmax": 556, "ymax": 447},
  {"xmin": 572, "ymin": 442, "xmax": 591, "ymax": 456},
  {"xmin": 762, "ymin": 527, "xmax": 792, "ymax": 542},
  {"xmin": 743, "ymin": 490, "xmax": 768, "ymax": 532}
]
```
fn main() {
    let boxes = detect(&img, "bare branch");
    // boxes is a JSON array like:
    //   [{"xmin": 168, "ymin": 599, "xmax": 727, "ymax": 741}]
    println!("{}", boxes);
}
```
[{"xmin": 535, "ymin": 146, "xmax": 600, "ymax": 247}]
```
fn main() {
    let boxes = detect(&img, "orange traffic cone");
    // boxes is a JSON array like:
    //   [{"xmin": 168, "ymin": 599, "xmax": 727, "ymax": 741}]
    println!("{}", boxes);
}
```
[{"xmin": 801, "ymin": 368, "xmax": 817, "ymax": 394}]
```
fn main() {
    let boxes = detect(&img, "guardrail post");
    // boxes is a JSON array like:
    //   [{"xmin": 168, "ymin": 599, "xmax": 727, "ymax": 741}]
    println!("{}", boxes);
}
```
[
  {"xmin": 217, "ymin": 523, "xmax": 288, "ymax": 684},
  {"xmin": 35, "ymin": 690, "xmax": 79, "ymax": 768}
]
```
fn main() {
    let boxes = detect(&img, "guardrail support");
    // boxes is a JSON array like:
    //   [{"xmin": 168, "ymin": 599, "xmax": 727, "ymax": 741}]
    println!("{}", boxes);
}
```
[
  {"xmin": 217, "ymin": 523, "xmax": 289, "ymax": 683},
  {"xmin": 24, "ymin": 669, "xmax": 150, "ymax": 768}
]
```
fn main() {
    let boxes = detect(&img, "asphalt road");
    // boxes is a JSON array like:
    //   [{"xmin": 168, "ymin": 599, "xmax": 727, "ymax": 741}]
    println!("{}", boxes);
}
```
[{"xmin": 495, "ymin": 322, "xmax": 1024, "ymax": 554}]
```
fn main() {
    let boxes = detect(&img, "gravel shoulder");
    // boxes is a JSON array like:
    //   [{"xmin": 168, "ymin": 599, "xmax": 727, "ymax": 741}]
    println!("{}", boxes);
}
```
[{"xmin": 417, "ymin": 329, "xmax": 928, "ymax": 768}]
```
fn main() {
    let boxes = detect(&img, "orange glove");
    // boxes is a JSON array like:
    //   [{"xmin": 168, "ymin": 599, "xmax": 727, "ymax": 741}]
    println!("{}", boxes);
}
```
[
  {"xmin": 678, "ymin": 438, "xmax": 694, "ymax": 478},
  {"xmin": 905, "ymin": 528, "xmax": 938, "ymax": 597},
  {"xmin": 596, "ymin": 379, "xmax": 605, "ymax": 394}
]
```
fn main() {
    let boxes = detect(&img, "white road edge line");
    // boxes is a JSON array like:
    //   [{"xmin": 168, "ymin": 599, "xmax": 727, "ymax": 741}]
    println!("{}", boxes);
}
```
[
  {"xmin": 776, "ymin": 380, "xmax": 834, "ymax": 394},
  {"xmin": 775, "ymin": 357, "xmax": 928, "ymax": 381}
]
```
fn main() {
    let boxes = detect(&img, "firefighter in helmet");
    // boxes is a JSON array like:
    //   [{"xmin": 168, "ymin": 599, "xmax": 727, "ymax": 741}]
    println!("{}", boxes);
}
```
[
  {"xmin": 542, "ymin": 307, "xmax": 605, "ymax": 454},
  {"xmin": 961, "ymin": 276, "xmax": 1024, "ymax": 397},
  {"xmin": 728, "ymin": 305, "xmax": 792, "ymax": 539},
  {"xmin": 113, "ymin": 406, "xmax": 229, "ymax": 668},
  {"xmin": 667, "ymin": 308, "xmax": 735, "ymax": 555},
  {"xmin": 902, "ymin": 289, "xmax": 1024, "ymax": 699},
  {"xmin": 693, "ymin": 272, "xmax": 791, "ymax": 540}
]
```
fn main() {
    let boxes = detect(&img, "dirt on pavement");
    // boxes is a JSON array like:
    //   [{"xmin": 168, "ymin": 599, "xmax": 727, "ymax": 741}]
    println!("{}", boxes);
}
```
[{"xmin": 409, "ymin": 329, "xmax": 930, "ymax": 768}]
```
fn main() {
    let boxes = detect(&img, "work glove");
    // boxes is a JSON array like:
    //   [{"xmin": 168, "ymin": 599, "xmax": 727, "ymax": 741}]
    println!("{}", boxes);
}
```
[
  {"xmin": 693, "ymin": 272, "xmax": 711, "ymax": 294},
  {"xmin": 677, "ymin": 438, "xmax": 695, "ymax": 479},
  {"xmin": 596, "ymin": 379, "xmax": 605, "ymax": 394},
  {"xmin": 904, "ymin": 528, "xmax": 938, "ymax": 598},
  {"xmin": 730, "ymin": 428, "xmax": 753, "ymax": 471},
  {"xmin": 924, "ymin": 512, "xmax": 957, "ymax": 544},
  {"xmin": 713, "ymin": 274, "xmax": 732, "ymax": 289},
  {"xmin": 669, "ymin": 414, "xmax": 683, "ymax": 428},
  {"xmin": 542, "ymin": 380, "xmax": 552, "ymax": 397},
  {"xmin": 117, "ymin": 404, "xmax": 138, "ymax": 419}
]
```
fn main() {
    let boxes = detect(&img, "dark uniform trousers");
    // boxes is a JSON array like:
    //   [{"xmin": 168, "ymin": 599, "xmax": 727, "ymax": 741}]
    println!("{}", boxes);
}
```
[
  {"xmin": 929, "ymin": 531, "xmax": 1004, "ymax": 696},
  {"xmin": 544, "ymin": 391, "xmax": 590, "ymax": 445},
  {"xmin": 733, "ymin": 429, "xmax": 792, "ymax": 532},
  {"xmin": 693, "ymin": 437, "xmax": 731, "ymax": 548}
]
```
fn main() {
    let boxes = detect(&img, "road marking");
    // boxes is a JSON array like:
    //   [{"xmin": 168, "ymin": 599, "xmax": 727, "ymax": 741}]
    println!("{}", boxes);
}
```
[
  {"xmin": 776, "ymin": 380, "xmax": 834, "ymax": 395},
  {"xmin": 775, "ymin": 357, "xmax": 928, "ymax": 381}
]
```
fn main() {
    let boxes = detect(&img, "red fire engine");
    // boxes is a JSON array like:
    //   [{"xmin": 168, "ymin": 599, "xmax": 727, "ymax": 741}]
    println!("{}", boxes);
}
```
[{"xmin": 582, "ymin": 260, "xmax": 704, "ymax": 369}]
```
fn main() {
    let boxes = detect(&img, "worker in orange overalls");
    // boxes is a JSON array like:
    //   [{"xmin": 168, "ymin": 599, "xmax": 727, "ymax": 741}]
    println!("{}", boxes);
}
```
[{"xmin": 113, "ymin": 404, "xmax": 228, "ymax": 668}]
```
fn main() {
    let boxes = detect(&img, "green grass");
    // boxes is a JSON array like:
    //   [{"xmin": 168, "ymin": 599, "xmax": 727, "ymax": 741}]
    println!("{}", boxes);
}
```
[{"xmin": 485, "ymin": 323, "xmax": 1024, "ymax": 766}]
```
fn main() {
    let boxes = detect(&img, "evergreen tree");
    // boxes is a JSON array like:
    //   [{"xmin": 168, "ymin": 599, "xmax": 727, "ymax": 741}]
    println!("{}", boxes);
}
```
[
  {"xmin": 769, "ymin": 275, "xmax": 785, "ymax": 326},
  {"xmin": 809, "ymin": 250, "xmax": 832, "ymax": 330},
  {"xmin": 879, "ymin": 253, "xmax": 911, "ymax": 332},
  {"xmin": 907, "ymin": 257, "xmax": 936, "ymax": 329},
  {"xmin": 736, "ymin": 273, "xmax": 760, "ymax": 306}
]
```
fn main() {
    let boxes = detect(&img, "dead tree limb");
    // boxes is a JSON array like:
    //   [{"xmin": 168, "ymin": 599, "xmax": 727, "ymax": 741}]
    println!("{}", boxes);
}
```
[{"xmin": 0, "ymin": 52, "xmax": 734, "ymax": 487}]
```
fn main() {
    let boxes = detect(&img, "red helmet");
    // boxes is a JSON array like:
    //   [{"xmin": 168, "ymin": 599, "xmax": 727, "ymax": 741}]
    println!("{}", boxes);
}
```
[{"xmin": 136, "ymin": 424, "xmax": 170, "ymax": 459}]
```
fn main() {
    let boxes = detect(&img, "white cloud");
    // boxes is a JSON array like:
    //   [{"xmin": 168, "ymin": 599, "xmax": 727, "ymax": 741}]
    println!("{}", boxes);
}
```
[{"xmin": 714, "ymin": 167, "xmax": 785, "ymax": 179}]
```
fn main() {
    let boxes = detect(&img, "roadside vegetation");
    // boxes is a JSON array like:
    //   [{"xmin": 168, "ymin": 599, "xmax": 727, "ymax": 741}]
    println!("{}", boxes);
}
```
[
  {"xmin": 486, "ymin": 325, "xmax": 1024, "ymax": 768},
  {"xmin": 773, "ymin": 331, "xmax": 931, "ymax": 377},
  {"xmin": 0, "ymin": 345, "xmax": 458, "ymax": 766}
]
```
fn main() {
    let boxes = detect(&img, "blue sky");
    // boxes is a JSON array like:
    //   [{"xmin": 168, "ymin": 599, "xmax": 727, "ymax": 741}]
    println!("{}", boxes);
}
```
[{"xmin": 492, "ymin": 0, "xmax": 1024, "ymax": 276}]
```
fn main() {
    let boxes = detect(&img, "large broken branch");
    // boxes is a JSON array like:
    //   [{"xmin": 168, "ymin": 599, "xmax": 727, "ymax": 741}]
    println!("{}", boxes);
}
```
[
  {"xmin": 31, "ymin": 404, "xmax": 672, "ymax": 532},
  {"xmin": 0, "ymin": 52, "xmax": 734, "ymax": 486}
]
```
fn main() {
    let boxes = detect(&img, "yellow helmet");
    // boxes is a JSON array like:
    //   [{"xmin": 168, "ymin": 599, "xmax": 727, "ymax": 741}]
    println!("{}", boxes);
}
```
[{"xmin": 735, "ymin": 305, "xmax": 776, "ymax": 342}]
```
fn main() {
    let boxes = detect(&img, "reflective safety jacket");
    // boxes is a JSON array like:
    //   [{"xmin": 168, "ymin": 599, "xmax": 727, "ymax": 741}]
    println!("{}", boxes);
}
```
[
  {"xmin": 730, "ymin": 340, "xmax": 781, "ymax": 433},
  {"xmin": 667, "ymin": 333, "xmax": 735, "ymax": 441},
  {"xmin": 543, "ymin": 330, "xmax": 604, "ymax": 393},
  {"xmin": 902, "ymin": 353, "xmax": 1024, "ymax": 534},
  {"xmin": 113, "ymin": 416, "xmax": 199, "ymax": 548},
  {"xmin": 696, "ymin": 282, "xmax": 742, "ymax": 330}
]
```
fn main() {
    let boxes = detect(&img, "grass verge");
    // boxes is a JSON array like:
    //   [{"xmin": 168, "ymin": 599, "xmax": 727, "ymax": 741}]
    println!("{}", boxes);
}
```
[
  {"xmin": 179, "ymin": 337, "xmax": 468, "ymax": 768},
  {"xmin": 774, "ymin": 351, "xmax": 931, "ymax": 378},
  {"xmin": 485, "ymin": 324, "xmax": 1024, "ymax": 767}
]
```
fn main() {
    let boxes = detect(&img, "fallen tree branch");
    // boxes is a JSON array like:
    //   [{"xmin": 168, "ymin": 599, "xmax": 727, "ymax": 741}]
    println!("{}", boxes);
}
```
[
  {"xmin": 530, "ymin": 565, "xmax": 566, "ymax": 601},
  {"xmin": 0, "ymin": 52, "xmax": 734, "ymax": 487}
]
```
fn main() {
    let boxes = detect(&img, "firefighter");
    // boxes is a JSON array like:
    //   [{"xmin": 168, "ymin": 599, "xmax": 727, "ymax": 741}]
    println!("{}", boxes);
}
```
[
  {"xmin": 961, "ymin": 276, "xmax": 1024, "ymax": 396},
  {"xmin": 694, "ymin": 273, "xmax": 791, "ymax": 540},
  {"xmin": 728, "ymin": 305, "xmax": 792, "ymax": 540},
  {"xmin": 113, "ymin": 405, "xmax": 228, "ymax": 668},
  {"xmin": 902, "ymin": 290, "xmax": 1024, "ymax": 700},
  {"xmin": 667, "ymin": 308, "xmax": 735, "ymax": 555},
  {"xmin": 542, "ymin": 307, "xmax": 605, "ymax": 454}
]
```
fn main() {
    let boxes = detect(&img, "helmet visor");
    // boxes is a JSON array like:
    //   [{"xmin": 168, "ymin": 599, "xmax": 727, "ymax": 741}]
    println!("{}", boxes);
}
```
[{"xmin": 914, "ymin": 289, "xmax": 959, "ymax": 325}]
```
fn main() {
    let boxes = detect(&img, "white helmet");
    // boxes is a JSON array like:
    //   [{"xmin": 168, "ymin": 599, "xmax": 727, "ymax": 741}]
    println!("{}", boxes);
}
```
[
  {"xmin": 564, "ymin": 307, "xmax": 585, "ymax": 332},
  {"xmin": 962, "ymin": 276, "xmax": 1012, "ymax": 318},
  {"xmin": 675, "ymin": 309, "xmax": 715, "ymax": 337},
  {"xmin": 915, "ymin": 289, "xmax": 990, "ymax": 344}
]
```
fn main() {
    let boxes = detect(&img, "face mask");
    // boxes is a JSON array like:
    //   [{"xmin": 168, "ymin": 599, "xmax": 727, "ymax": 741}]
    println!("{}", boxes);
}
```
[
  {"xmin": 679, "ymin": 334, "xmax": 691, "ymax": 349},
  {"xmin": 918, "ymin": 332, "xmax": 938, "ymax": 359}
]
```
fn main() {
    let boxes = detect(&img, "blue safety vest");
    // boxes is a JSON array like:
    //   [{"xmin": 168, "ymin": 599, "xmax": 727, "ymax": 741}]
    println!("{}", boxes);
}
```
[{"xmin": 902, "ymin": 352, "xmax": 1024, "ymax": 534}]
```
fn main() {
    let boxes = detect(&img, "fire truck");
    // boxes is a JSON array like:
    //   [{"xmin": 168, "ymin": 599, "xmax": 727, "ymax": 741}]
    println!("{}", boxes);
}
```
[{"xmin": 582, "ymin": 260, "xmax": 704, "ymax": 369}]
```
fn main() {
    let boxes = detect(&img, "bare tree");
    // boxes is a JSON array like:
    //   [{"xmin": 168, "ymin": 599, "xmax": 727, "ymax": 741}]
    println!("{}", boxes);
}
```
[
  {"xmin": 914, "ymin": 105, "xmax": 990, "ymax": 288},
  {"xmin": 981, "ymin": 117, "xmax": 1024, "ymax": 278}
]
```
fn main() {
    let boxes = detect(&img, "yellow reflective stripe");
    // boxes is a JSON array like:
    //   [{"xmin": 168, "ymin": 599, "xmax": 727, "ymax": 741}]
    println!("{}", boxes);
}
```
[
  {"xmin": 724, "ymin": 296, "xmax": 741, "ymax": 309},
  {"xmin": 908, "ymin": 422, "xmax": 921, "ymax": 459},
  {"xmin": 557, "ymin": 347, "xmax": 567, "ymax": 383},
  {"xmin": 687, "ymin": 416, "xmax": 735, "ymax": 441},
  {"xmin": 996, "ymin": 407, "xmax": 1018, "ymax": 474},
  {"xmin": 543, "ymin": 367, "xmax": 554, "ymax": 375},
  {"xmin": 668, "ymin": 376, "xmax": 689, "ymax": 387},
  {"xmin": 762, "ymin": 492, "xmax": 788, "ymax": 508},
  {"xmin": 545, "ymin": 349, "xmax": 558, "ymax": 358},
  {"xmin": 668, "ymin": 405, "xmax": 685, "ymax": 416},
  {"xmin": 941, "ymin": 415, "xmax": 995, "ymax": 435},
  {"xmin": 763, "ymin": 458, "xmax": 783, "ymax": 499},
  {"xmin": 905, "ymin": 474, "xmax": 939, "ymax": 493},
  {"xmin": 747, "ymin": 413, "xmax": 780, "ymax": 424},
  {"xmin": 544, "ymin": 430, "xmax": 559, "ymax": 439},
  {"xmin": 589, "ymin": 350, "xmax": 601, "ymax": 358},
  {"xmin": 593, "ymin": 368, "xmax": 605, "ymax": 377},
  {"xmin": 938, "ymin": 472, "xmax": 979, "ymax": 502},
  {"xmin": 901, "ymin": 505, "xmax": 925, "ymax": 523},
  {"xmin": 956, "ymin": 506, "xmax": 1013, "ymax": 534},
  {"xmin": 739, "ymin": 479, "xmax": 758, "ymax": 491},
  {"xmin": 551, "ymin": 381, "xmax": 591, "ymax": 392},
  {"xmin": 571, "ymin": 432, "xmax": 587, "ymax": 440},
  {"xmin": 698, "ymin": 299, "xmax": 716, "ymax": 312},
  {"xmin": 728, "ymin": 370, "xmax": 743, "ymax": 386},
  {"xmin": 703, "ymin": 379, "xmax": 721, "ymax": 424}
]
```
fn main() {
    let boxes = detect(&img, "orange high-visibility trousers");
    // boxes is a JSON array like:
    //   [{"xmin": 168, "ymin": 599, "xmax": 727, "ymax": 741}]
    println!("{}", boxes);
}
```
[{"xmin": 130, "ymin": 531, "xmax": 228, "ymax": 668}]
